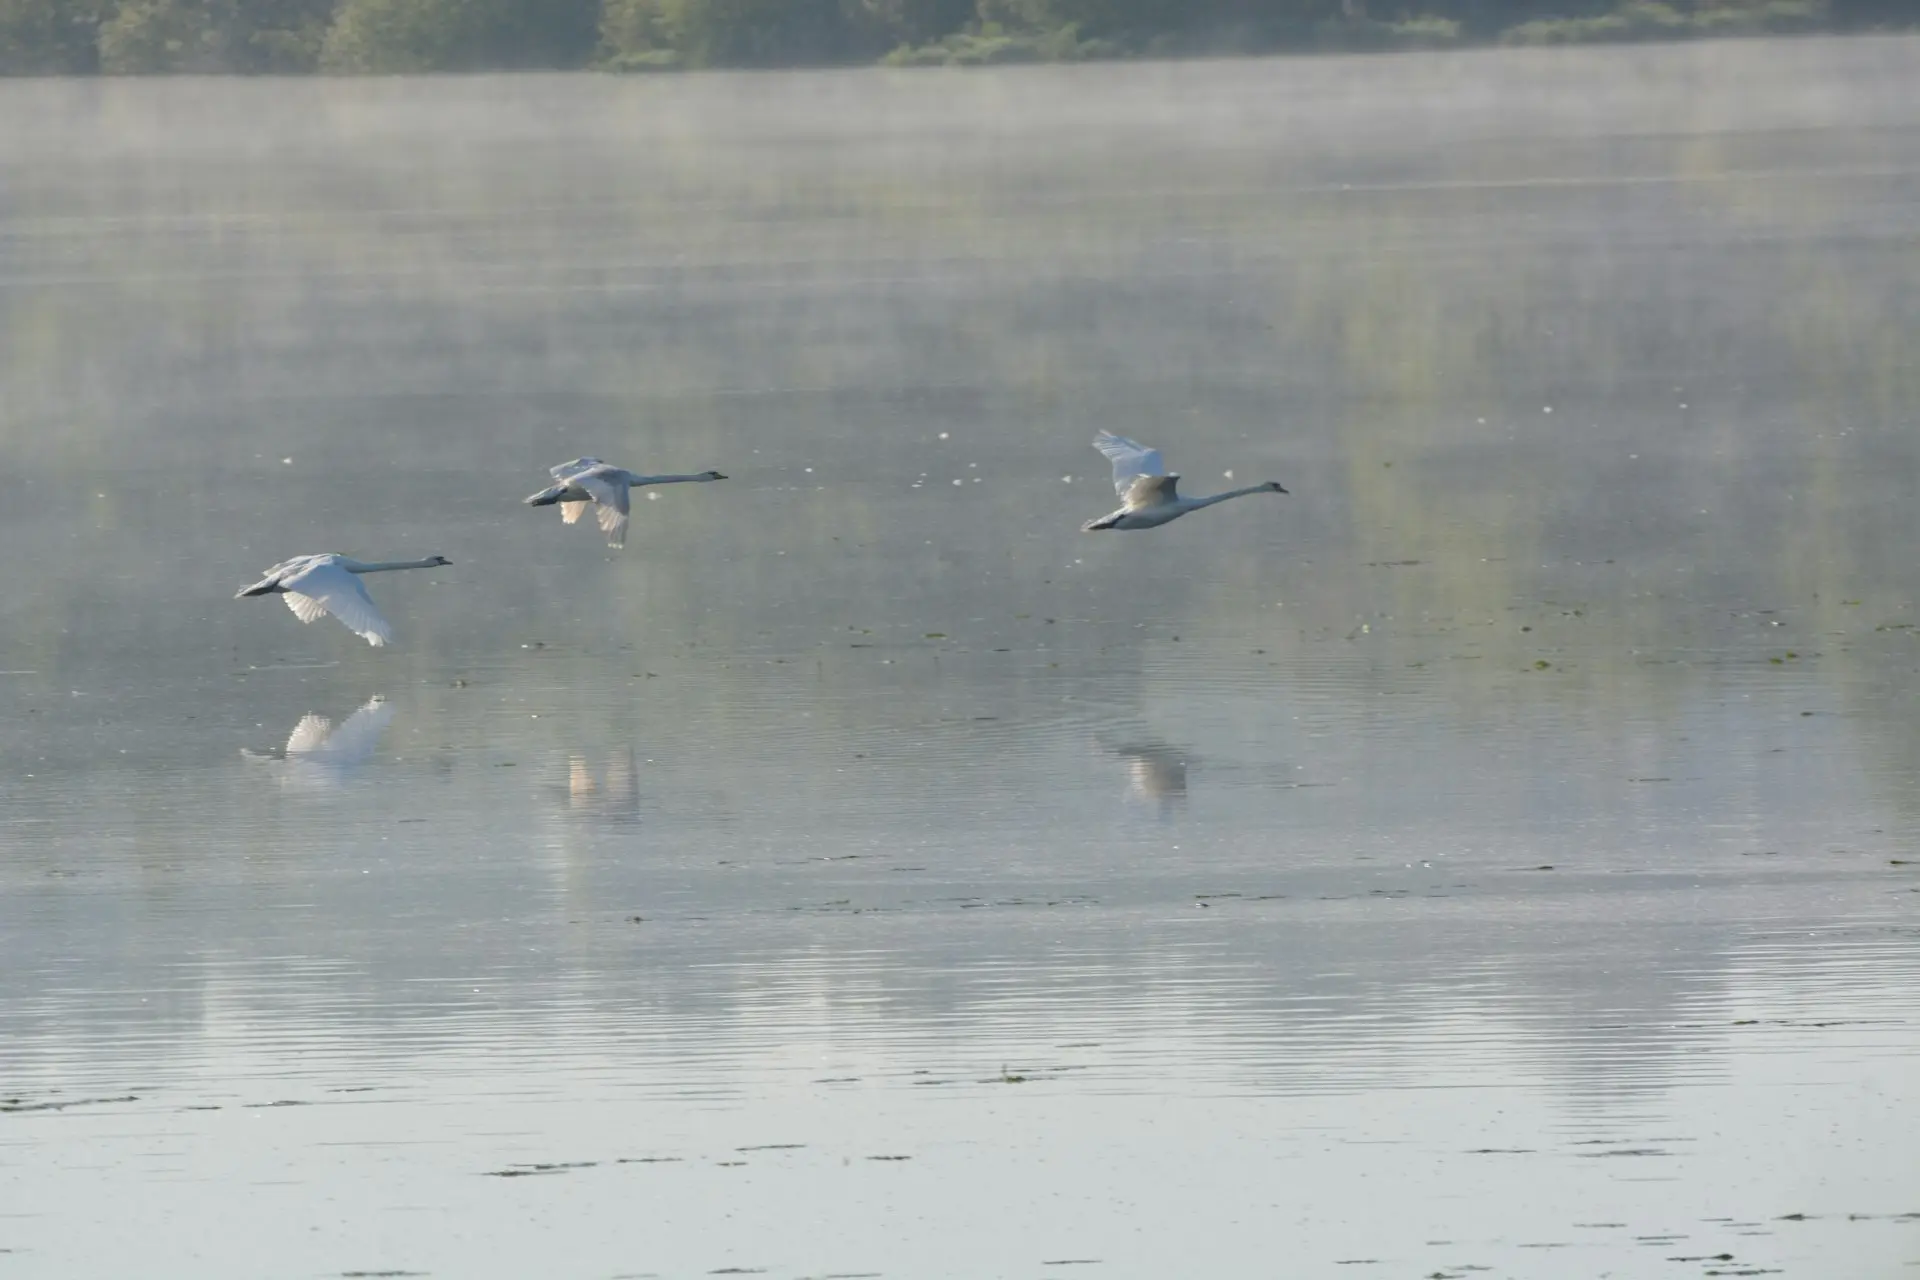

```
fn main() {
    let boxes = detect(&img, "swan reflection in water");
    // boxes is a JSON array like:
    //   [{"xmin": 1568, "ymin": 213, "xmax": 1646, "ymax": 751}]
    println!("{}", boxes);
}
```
[
  {"xmin": 1109, "ymin": 740, "xmax": 1190, "ymax": 819},
  {"xmin": 557, "ymin": 746, "xmax": 642, "ymax": 825},
  {"xmin": 241, "ymin": 695, "xmax": 394, "ymax": 789}
]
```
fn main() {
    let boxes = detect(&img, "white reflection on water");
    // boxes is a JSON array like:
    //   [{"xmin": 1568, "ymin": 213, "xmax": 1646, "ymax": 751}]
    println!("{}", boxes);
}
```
[
  {"xmin": 1107, "ymin": 739, "xmax": 1190, "ymax": 820},
  {"xmin": 240, "ymin": 695, "xmax": 393, "ymax": 789},
  {"xmin": 558, "ymin": 746, "xmax": 642, "ymax": 824}
]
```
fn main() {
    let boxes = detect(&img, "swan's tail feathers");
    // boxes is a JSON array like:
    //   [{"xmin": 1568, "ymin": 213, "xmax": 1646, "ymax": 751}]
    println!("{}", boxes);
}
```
[
  {"xmin": 1082, "ymin": 511, "xmax": 1123, "ymax": 532},
  {"xmin": 235, "ymin": 576, "xmax": 278, "ymax": 598},
  {"xmin": 523, "ymin": 484, "xmax": 567, "ymax": 507}
]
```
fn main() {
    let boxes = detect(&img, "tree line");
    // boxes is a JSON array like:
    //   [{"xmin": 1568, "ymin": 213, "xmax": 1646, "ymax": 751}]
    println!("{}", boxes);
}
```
[{"xmin": 0, "ymin": 0, "xmax": 1907, "ymax": 76}]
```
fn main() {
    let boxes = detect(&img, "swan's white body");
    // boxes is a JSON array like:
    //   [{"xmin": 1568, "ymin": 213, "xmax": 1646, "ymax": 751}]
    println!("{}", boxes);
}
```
[
  {"xmin": 524, "ymin": 458, "xmax": 727, "ymax": 549},
  {"xmin": 1082, "ymin": 431, "xmax": 1286, "ymax": 531},
  {"xmin": 235, "ymin": 553, "xmax": 450, "ymax": 647},
  {"xmin": 242, "ymin": 696, "xmax": 395, "ymax": 788}
]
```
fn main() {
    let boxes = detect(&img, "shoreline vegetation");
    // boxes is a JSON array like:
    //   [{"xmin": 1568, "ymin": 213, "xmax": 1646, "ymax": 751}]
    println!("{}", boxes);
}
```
[{"xmin": 0, "ymin": 0, "xmax": 1907, "ymax": 76}]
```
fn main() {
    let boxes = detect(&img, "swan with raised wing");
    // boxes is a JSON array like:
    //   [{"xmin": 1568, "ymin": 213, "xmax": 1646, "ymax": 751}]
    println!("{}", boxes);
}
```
[
  {"xmin": 235, "ymin": 553, "xmax": 450, "ymax": 647},
  {"xmin": 524, "ymin": 458, "xmax": 727, "ymax": 549},
  {"xmin": 1082, "ymin": 431, "xmax": 1286, "ymax": 531}
]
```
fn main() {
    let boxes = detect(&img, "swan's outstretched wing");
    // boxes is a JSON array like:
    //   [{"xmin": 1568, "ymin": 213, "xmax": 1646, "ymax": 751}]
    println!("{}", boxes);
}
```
[
  {"xmin": 595, "ymin": 503, "xmax": 630, "ymax": 547},
  {"xmin": 1094, "ymin": 431, "xmax": 1167, "ymax": 496},
  {"xmin": 573, "ymin": 470, "xmax": 632, "ymax": 548},
  {"xmin": 260, "ymin": 555, "xmax": 318, "ymax": 581},
  {"xmin": 559, "ymin": 500, "xmax": 591, "ymax": 525},
  {"xmin": 279, "ymin": 559, "xmax": 393, "ymax": 647},
  {"xmin": 284, "ymin": 714, "xmax": 334, "ymax": 755},
  {"xmin": 280, "ymin": 592, "xmax": 330, "ymax": 623},
  {"xmin": 1122, "ymin": 473, "xmax": 1181, "ymax": 509},
  {"xmin": 550, "ymin": 457, "xmax": 605, "ymax": 482},
  {"xmin": 238, "ymin": 554, "xmax": 319, "ymax": 597}
]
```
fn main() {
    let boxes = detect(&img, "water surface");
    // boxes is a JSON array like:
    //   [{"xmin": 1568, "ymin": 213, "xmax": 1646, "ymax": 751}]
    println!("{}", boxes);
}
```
[{"xmin": 3, "ymin": 36, "xmax": 1920, "ymax": 1279}]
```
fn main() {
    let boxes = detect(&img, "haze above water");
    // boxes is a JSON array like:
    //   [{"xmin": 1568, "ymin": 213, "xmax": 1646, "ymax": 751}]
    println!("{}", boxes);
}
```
[{"xmin": 3, "ymin": 36, "xmax": 1920, "ymax": 1279}]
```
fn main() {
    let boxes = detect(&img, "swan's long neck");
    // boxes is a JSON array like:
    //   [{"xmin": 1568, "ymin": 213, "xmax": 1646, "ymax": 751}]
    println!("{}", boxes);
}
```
[
  {"xmin": 1188, "ymin": 484, "xmax": 1277, "ymax": 510},
  {"xmin": 346, "ymin": 558, "xmax": 443, "ymax": 574},
  {"xmin": 630, "ymin": 472, "xmax": 717, "ymax": 486}
]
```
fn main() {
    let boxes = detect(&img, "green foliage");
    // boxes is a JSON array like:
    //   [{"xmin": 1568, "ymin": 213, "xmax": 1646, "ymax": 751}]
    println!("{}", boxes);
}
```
[
  {"xmin": 98, "ymin": 0, "xmax": 223, "ymax": 69},
  {"xmin": 0, "ymin": 0, "xmax": 112, "ymax": 72},
  {"xmin": 320, "ymin": 0, "xmax": 597, "ymax": 71},
  {"xmin": 847, "ymin": 0, "xmax": 974, "ymax": 47},
  {"xmin": 1502, "ymin": 2, "xmax": 1687, "ymax": 43},
  {"xmin": 979, "ymin": 0, "xmax": 1173, "ymax": 40},
  {"xmin": 599, "ymin": 0, "xmax": 859, "ymax": 67},
  {"xmin": 1831, "ymin": 0, "xmax": 1917, "ymax": 27},
  {"xmin": 599, "ymin": 0, "xmax": 670, "ymax": 58},
  {"xmin": 980, "ymin": 0, "xmax": 1369, "ymax": 47},
  {"xmin": 98, "ymin": 0, "xmax": 330, "ymax": 71},
  {"xmin": 1314, "ymin": 12, "xmax": 1462, "ymax": 46},
  {"xmin": 881, "ymin": 20, "xmax": 1119, "ymax": 63},
  {"xmin": 1693, "ymin": 0, "xmax": 1827, "ymax": 34},
  {"xmin": 1501, "ymin": 0, "xmax": 1824, "ymax": 43},
  {"xmin": 0, "ymin": 0, "xmax": 1868, "ymax": 78},
  {"xmin": 599, "ymin": 45, "xmax": 683, "ymax": 69},
  {"xmin": 1384, "ymin": 13, "xmax": 1462, "ymax": 43}
]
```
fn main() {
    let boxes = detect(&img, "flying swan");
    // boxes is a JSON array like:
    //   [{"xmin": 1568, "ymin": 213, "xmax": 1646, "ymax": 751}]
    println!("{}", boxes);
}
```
[
  {"xmin": 524, "ymin": 458, "xmax": 727, "ymax": 548},
  {"xmin": 235, "ymin": 553, "xmax": 451, "ymax": 647},
  {"xmin": 1082, "ymin": 431, "xmax": 1286, "ymax": 531}
]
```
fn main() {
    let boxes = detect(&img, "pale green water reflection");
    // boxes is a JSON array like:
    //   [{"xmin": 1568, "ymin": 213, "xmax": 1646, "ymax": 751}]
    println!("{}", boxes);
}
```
[{"xmin": 3, "ymin": 35, "xmax": 1920, "ymax": 1280}]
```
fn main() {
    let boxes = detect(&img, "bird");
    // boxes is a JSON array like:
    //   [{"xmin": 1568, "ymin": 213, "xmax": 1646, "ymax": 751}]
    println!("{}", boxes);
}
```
[
  {"xmin": 1082, "ymin": 431, "xmax": 1286, "ymax": 531},
  {"xmin": 523, "ymin": 458, "xmax": 728, "ymax": 549},
  {"xmin": 235, "ymin": 553, "xmax": 451, "ymax": 647},
  {"xmin": 242, "ymin": 696, "xmax": 395, "ymax": 788}
]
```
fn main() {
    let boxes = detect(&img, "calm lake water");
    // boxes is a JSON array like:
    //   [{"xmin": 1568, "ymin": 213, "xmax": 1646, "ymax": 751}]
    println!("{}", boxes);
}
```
[{"xmin": 4, "ymin": 34, "xmax": 1920, "ymax": 1279}]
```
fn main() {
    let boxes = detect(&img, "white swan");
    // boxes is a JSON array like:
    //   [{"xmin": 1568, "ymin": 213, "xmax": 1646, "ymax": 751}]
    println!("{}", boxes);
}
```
[
  {"xmin": 1082, "ymin": 431, "xmax": 1286, "ymax": 531},
  {"xmin": 235, "ymin": 553, "xmax": 450, "ymax": 647},
  {"xmin": 524, "ymin": 458, "xmax": 727, "ymax": 549}
]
